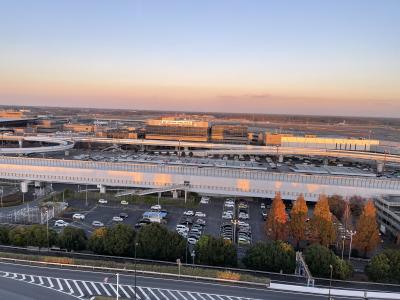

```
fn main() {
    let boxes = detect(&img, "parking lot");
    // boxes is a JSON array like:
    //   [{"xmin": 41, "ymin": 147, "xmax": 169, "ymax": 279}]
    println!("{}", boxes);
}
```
[{"xmin": 52, "ymin": 192, "xmax": 268, "ymax": 247}]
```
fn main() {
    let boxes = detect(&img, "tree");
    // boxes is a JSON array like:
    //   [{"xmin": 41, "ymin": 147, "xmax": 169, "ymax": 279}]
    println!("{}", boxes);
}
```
[
  {"xmin": 195, "ymin": 235, "xmax": 237, "ymax": 267},
  {"xmin": 242, "ymin": 241, "xmax": 295, "ymax": 273},
  {"xmin": 8, "ymin": 226, "xmax": 29, "ymax": 247},
  {"xmin": 353, "ymin": 200, "xmax": 381, "ymax": 257},
  {"xmin": 289, "ymin": 194, "xmax": 308, "ymax": 248},
  {"xmin": 266, "ymin": 192, "xmax": 288, "ymax": 241},
  {"xmin": 328, "ymin": 195, "xmax": 346, "ymax": 221},
  {"xmin": 0, "ymin": 226, "xmax": 10, "ymax": 244},
  {"xmin": 310, "ymin": 195, "xmax": 336, "ymax": 247},
  {"xmin": 366, "ymin": 250, "xmax": 400, "ymax": 283},
  {"xmin": 58, "ymin": 227, "xmax": 87, "ymax": 251},
  {"xmin": 104, "ymin": 224, "xmax": 136, "ymax": 257},
  {"xmin": 349, "ymin": 196, "xmax": 364, "ymax": 217},
  {"xmin": 27, "ymin": 224, "xmax": 57, "ymax": 249},
  {"xmin": 88, "ymin": 227, "xmax": 108, "ymax": 254},
  {"xmin": 136, "ymin": 223, "xmax": 186, "ymax": 261},
  {"xmin": 304, "ymin": 244, "xmax": 352, "ymax": 280}
]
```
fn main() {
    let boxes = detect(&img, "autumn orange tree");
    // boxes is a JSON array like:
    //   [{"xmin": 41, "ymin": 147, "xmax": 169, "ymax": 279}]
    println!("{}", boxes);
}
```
[
  {"xmin": 310, "ymin": 194, "xmax": 337, "ymax": 247},
  {"xmin": 353, "ymin": 200, "xmax": 381, "ymax": 257},
  {"xmin": 289, "ymin": 194, "xmax": 308, "ymax": 249},
  {"xmin": 266, "ymin": 192, "xmax": 288, "ymax": 241}
]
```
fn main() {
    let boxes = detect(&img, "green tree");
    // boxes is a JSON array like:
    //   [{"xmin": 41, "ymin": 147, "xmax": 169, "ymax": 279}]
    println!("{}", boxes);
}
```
[
  {"xmin": 0, "ymin": 226, "xmax": 10, "ymax": 244},
  {"xmin": 195, "ymin": 235, "xmax": 237, "ymax": 267},
  {"xmin": 366, "ymin": 250, "xmax": 400, "ymax": 283},
  {"xmin": 58, "ymin": 227, "xmax": 87, "ymax": 251},
  {"xmin": 104, "ymin": 224, "xmax": 136, "ymax": 257},
  {"xmin": 242, "ymin": 241, "xmax": 295, "ymax": 273},
  {"xmin": 88, "ymin": 227, "xmax": 108, "ymax": 254},
  {"xmin": 304, "ymin": 244, "xmax": 352, "ymax": 280},
  {"xmin": 27, "ymin": 224, "xmax": 57, "ymax": 249},
  {"xmin": 310, "ymin": 195, "xmax": 337, "ymax": 247},
  {"xmin": 136, "ymin": 223, "xmax": 186, "ymax": 261},
  {"xmin": 8, "ymin": 226, "xmax": 29, "ymax": 247}
]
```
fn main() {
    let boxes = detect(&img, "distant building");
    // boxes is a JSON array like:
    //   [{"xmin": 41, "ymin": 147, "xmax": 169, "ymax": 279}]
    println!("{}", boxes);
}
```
[
  {"xmin": 63, "ymin": 123, "xmax": 95, "ymax": 133},
  {"xmin": 145, "ymin": 118, "xmax": 210, "ymax": 142},
  {"xmin": 264, "ymin": 133, "xmax": 294, "ymax": 146},
  {"xmin": 375, "ymin": 195, "xmax": 400, "ymax": 243},
  {"xmin": 211, "ymin": 125, "xmax": 248, "ymax": 144},
  {"xmin": 0, "ymin": 110, "xmax": 25, "ymax": 119},
  {"xmin": 281, "ymin": 136, "xmax": 379, "ymax": 151}
]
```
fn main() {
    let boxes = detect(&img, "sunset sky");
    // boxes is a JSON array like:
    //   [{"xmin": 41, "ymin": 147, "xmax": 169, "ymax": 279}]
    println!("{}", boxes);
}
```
[{"xmin": 0, "ymin": 0, "xmax": 399, "ymax": 116}]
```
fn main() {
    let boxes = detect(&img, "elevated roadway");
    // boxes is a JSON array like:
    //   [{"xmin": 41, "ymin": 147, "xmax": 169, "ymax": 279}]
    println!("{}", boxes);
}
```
[
  {"xmin": 0, "ymin": 136, "xmax": 74, "ymax": 154},
  {"xmin": 0, "ymin": 156, "xmax": 399, "ymax": 201}
]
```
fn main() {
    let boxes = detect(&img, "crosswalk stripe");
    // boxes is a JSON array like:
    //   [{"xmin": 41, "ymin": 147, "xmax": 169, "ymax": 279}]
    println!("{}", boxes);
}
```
[
  {"xmin": 119, "ymin": 285, "xmax": 131, "ymax": 299},
  {"xmin": 64, "ymin": 279, "xmax": 74, "ymax": 294},
  {"xmin": 138, "ymin": 287, "xmax": 151, "ymax": 300},
  {"xmin": 47, "ymin": 277, "xmax": 54, "ymax": 288},
  {"xmin": 108, "ymin": 284, "xmax": 120, "ymax": 298},
  {"xmin": 82, "ymin": 281, "xmax": 93, "ymax": 295},
  {"xmin": 166, "ymin": 289, "xmax": 179, "ymax": 300},
  {"xmin": 99, "ymin": 283, "xmax": 112, "ymax": 296},
  {"xmin": 72, "ymin": 280, "xmax": 84, "ymax": 297},
  {"xmin": 146, "ymin": 287, "xmax": 160, "ymax": 300},
  {"xmin": 56, "ymin": 278, "xmax": 63, "ymax": 291},
  {"xmin": 126, "ymin": 285, "xmax": 141, "ymax": 299},
  {"xmin": 90, "ymin": 281, "xmax": 101, "ymax": 295}
]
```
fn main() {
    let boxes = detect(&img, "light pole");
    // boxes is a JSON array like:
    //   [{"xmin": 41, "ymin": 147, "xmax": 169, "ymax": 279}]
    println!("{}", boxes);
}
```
[
  {"xmin": 45, "ymin": 209, "xmax": 49, "ymax": 250},
  {"xmin": 348, "ymin": 230, "xmax": 356, "ymax": 260},
  {"xmin": 328, "ymin": 264, "xmax": 333, "ymax": 300},
  {"xmin": 116, "ymin": 273, "xmax": 120, "ymax": 300},
  {"xmin": 0, "ymin": 187, "xmax": 3, "ymax": 208},
  {"xmin": 185, "ymin": 221, "xmax": 189, "ymax": 264},
  {"xmin": 341, "ymin": 235, "xmax": 345, "ymax": 260},
  {"xmin": 191, "ymin": 250, "xmax": 195, "ymax": 265},
  {"xmin": 134, "ymin": 242, "xmax": 138, "ymax": 300}
]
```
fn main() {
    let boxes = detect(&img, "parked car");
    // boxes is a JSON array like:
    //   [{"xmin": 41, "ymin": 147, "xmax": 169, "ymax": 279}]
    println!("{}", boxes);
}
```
[
  {"xmin": 183, "ymin": 210, "xmax": 194, "ymax": 216},
  {"xmin": 72, "ymin": 213, "xmax": 85, "ymax": 220},
  {"xmin": 112, "ymin": 216, "xmax": 123, "ymax": 222},
  {"xmin": 196, "ymin": 219, "xmax": 206, "ymax": 226},
  {"xmin": 119, "ymin": 212, "xmax": 129, "ymax": 219},
  {"xmin": 151, "ymin": 204, "xmax": 162, "ymax": 211},
  {"xmin": 200, "ymin": 196, "xmax": 210, "ymax": 204},
  {"xmin": 98, "ymin": 199, "xmax": 108, "ymax": 204},
  {"xmin": 54, "ymin": 220, "xmax": 69, "ymax": 227},
  {"xmin": 260, "ymin": 203, "xmax": 266, "ymax": 209},
  {"xmin": 120, "ymin": 200, "xmax": 129, "ymax": 205},
  {"xmin": 92, "ymin": 221, "xmax": 104, "ymax": 227},
  {"xmin": 195, "ymin": 211, "xmax": 206, "ymax": 217},
  {"xmin": 187, "ymin": 237, "xmax": 198, "ymax": 245}
]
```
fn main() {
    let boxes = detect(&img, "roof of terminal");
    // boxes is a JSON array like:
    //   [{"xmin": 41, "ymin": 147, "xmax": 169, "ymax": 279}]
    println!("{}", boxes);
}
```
[{"xmin": 291, "ymin": 164, "xmax": 376, "ymax": 177}]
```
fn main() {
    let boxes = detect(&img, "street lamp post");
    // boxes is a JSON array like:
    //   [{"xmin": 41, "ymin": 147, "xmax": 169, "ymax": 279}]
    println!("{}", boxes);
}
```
[
  {"xmin": 185, "ymin": 221, "xmax": 189, "ymax": 264},
  {"xmin": 0, "ymin": 187, "xmax": 3, "ymax": 208},
  {"xmin": 341, "ymin": 235, "xmax": 345, "ymax": 260},
  {"xmin": 116, "ymin": 272, "xmax": 120, "ymax": 300},
  {"xmin": 45, "ymin": 209, "xmax": 49, "ymax": 250},
  {"xmin": 328, "ymin": 264, "xmax": 333, "ymax": 300},
  {"xmin": 134, "ymin": 242, "xmax": 138, "ymax": 300},
  {"xmin": 348, "ymin": 230, "xmax": 356, "ymax": 260}
]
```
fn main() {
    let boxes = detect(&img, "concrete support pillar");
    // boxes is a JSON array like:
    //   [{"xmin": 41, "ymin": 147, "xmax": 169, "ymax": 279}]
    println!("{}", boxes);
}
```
[
  {"xmin": 18, "ymin": 140, "xmax": 23, "ymax": 148},
  {"xmin": 278, "ymin": 154, "xmax": 284, "ymax": 163},
  {"xmin": 172, "ymin": 190, "xmax": 178, "ymax": 199},
  {"xmin": 99, "ymin": 185, "xmax": 106, "ymax": 194}
]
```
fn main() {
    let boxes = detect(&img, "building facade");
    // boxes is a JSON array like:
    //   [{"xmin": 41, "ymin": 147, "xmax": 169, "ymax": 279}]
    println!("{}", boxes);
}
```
[
  {"xmin": 211, "ymin": 125, "xmax": 248, "ymax": 144},
  {"xmin": 375, "ymin": 195, "xmax": 400, "ymax": 242}
]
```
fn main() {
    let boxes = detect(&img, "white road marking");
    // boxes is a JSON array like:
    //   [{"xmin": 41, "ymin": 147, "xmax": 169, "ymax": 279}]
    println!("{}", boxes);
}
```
[
  {"xmin": 185, "ymin": 291, "xmax": 198, "ymax": 300},
  {"xmin": 90, "ymin": 281, "xmax": 101, "ymax": 295},
  {"xmin": 99, "ymin": 283, "xmax": 112, "ymax": 296},
  {"xmin": 166, "ymin": 289, "xmax": 179, "ymax": 300},
  {"xmin": 176, "ymin": 290, "xmax": 187, "ymax": 299},
  {"xmin": 138, "ymin": 287, "xmax": 151, "ymax": 300},
  {"xmin": 65, "ymin": 279, "xmax": 74, "ymax": 294},
  {"xmin": 38, "ymin": 276, "xmax": 44, "ymax": 285},
  {"xmin": 82, "ymin": 281, "xmax": 93, "ymax": 295},
  {"xmin": 119, "ymin": 285, "xmax": 131, "ymax": 299},
  {"xmin": 196, "ymin": 293, "xmax": 208, "ymax": 300},
  {"xmin": 146, "ymin": 287, "xmax": 160, "ymax": 300},
  {"xmin": 108, "ymin": 283, "xmax": 120, "ymax": 298},
  {"xmin": 156, "ymin": 289, "xmax": 169, "ymax": 300},
  {"xmin": 72, "ymin": 280, "xmax": 84, "ymax": 297},
  {"xmin": 56, "ymin": 278, "xmax": 64, "ymax": 291},
  {"xmin": 20, "ymin": 274, "xmax": 26, "ymax": 281},
  {"xmin": 47, "ymin": 277, "xmax": 54, "ymax": 288},
  {"xmin": 127, "ymin": 285, "xmax": 141, "ymax": 299},
  {"xmin": 29, "ymin": 275, "xmax": 35, "ymax": 283}
]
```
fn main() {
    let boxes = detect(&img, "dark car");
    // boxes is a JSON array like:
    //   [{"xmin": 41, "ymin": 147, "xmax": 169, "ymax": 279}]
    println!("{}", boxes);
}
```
[{"xmin": 119, "ymin": 212, "xmax": 129, "ymax": 219}]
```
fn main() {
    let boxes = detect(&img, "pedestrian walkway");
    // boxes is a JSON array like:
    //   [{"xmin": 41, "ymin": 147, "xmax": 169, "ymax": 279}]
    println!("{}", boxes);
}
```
[{"xmin": 0, "ymin": 271, "xmax": 259, "ymax": 300}]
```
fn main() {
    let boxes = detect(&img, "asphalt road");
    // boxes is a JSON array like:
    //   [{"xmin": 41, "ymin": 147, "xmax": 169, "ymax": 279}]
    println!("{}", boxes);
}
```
[{"xmin": 0, "ymin": 261, "xmax": 358, "ymax": 300}]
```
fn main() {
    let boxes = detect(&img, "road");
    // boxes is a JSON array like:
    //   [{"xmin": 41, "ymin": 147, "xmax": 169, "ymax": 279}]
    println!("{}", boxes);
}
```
[{"xmin": 0, "ymin": 261, "xmax": 357, "ymax": 300}]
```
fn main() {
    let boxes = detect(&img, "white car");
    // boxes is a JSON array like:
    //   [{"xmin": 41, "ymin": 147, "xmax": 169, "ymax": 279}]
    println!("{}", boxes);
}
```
[
  {"xmin": 92, "ymin": 221, "xmax": 104, "ymax": 227},
  {"xmin": 200, "ymin": 197, "xmax": 210, "ymax": 204},
  {"xmin": 112, "ymin": 216, "xmax": 123, "ymax": 222},
  {"xmin": 195, "ymin": 211, "xmax": 206, "ymax": 217},
  {"xmin": 54, "ymin": 220, "xmax": 69, "ymax": 227},
  {"xmin": 224, "ymin": 202, "xmax": 235, "ymax": 208},
  {"xmin": 183, "ymin": 210, "xmax": 194, "ymax": 216},
  {"xmin": 187, "ymin": 237, "xmax": 198, "ymax": 245},
  {"xmin": 260, "ymin": 203, "xmax": 266, "ymax": 209},
  {"xmin": 151, "ymin": 204, "xmax": 162, "ymax": 211},
  {"xmin": 98, "ymin": 199, "xmax": 108, "ymax": 204},
  {"xmin": 72, "ymin": 213, "xmax": 85, "ymax": 220},
  {"xmin": 120, "ymin": 200, "xmax": 129, "ymax": 205}
]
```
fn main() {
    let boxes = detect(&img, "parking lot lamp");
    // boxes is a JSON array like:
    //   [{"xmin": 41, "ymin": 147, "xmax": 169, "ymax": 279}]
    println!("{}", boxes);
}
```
[
  {"xmin": 348, "ymin": 230, "xmax": 356, "ymax": 260},
  {"xmin": 328, "ymin": 264, "xmax": 333, "ymax": 300},
  {"xmin": 185, "ymin": 221, "xmax": 189, "ymax": 264},
  {"xmin": 134, "ymin": 242, "xmax": 138, "ymax": 300}
]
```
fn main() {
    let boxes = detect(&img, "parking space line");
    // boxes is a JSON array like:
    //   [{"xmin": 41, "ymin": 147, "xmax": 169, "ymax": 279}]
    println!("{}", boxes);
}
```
[
  {"xmin": 138, "ymin": 286, "xmax": 151, "ymax": 300},
  {"xmin": 176, "ymin": 290, "xmax": 188, "ymax": 299},
  {"xmin": 64, "ymin": 279, "xmax": 74, "ymax": 294},
  {"xmin": 47, "ymin": 277, "xmax": 54, "ymax": 288},
  {"xmin": 166, "ymin": 289, "xmax": 179, "ymax": 300},
  {"xmin": 119, "ymin": 285, "xmax": 131, "ymax": 299},
  {"xmin": 38, "ymin": 276, "xmax": 44, "ymax": 285},
  {"xmin": 126, "ymin": 285, "xmax": 141, "ymax": 299},
  {"xmin": 108, "ymin": 283, "xmax": 120, "ymax": 298},
  {"xmin": 145, "ymin": 287, "xmax": 160, "ymax": 300},
  {"xmin": 56, "ymin": 278, "xmax": 63, "ymax": 291},
  {"xmin": 156, "ymin": 289, "xmax": 169, "ymax": 300},
  {"xmin": 185, "ymin": 291, "xmax": 198, "ymax": 300},
  {"xmin": 82, "ymin": 281, "xmax": 93, "ymax": 295},
  {"xmin": 195, "ymin": 293, "xmax": 208, "ymax": 300},
  {"xmin": 72, "ymin": 280, "xmax": 84, "ymax": 297}
]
